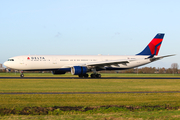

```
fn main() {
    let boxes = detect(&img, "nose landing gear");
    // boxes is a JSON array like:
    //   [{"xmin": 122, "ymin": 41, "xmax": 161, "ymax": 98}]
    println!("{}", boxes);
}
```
[{"xmin": 20, "ymin": 71, "xmax": 24, "ymax": 77}]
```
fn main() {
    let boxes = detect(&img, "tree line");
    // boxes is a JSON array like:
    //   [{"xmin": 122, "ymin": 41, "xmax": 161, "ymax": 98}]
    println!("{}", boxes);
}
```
[{"xmin": 102, "ymin": 63, "xmax": 179, "ymax": 74}]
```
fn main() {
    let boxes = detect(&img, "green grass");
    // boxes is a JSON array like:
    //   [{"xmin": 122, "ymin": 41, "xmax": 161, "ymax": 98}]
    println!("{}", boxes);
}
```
[
  {"xmin": 1, "ymin": 73, "xmax": 180, "ymax": 119},
  {"xmin": 1, "ymin": 93, "xmax": 180, "ymax": 119},
  {"xmin": 1, "ymin": 93, "xmax": 180, "ymax": 108},
  {"xmin": 0, "ymin": 79, "xmax": 180, "ymax": 92},
  {"xmin": 1, "ymin": 110, "xmax": 180, "ymax": 120}
]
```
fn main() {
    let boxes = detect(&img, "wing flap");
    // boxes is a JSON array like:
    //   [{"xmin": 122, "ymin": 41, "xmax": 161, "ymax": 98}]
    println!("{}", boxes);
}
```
[
  {"xmin": 62, "ymin": 60, "xmax": 129, "ymax": 68},
  {"xmin": 86, "ymin": 60, "xmax": 129, "ymax": 67}
]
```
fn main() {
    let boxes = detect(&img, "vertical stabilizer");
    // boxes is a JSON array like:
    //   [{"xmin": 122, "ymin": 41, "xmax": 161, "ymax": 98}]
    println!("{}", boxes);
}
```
[{"xmin": 137, "ymin": 33, "xmax": 164, "ymax": 56}]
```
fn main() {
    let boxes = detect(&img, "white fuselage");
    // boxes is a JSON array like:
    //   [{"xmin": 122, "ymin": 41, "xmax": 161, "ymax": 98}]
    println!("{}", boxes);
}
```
[{"xmin": 4, "ymin": 55, "xmax": 151, "ymax": 71}]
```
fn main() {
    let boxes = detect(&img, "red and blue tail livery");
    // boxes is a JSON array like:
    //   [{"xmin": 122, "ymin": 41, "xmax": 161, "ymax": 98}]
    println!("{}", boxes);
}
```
[{"xmin": 137, "ymin": 33, "xmax": 164, "ymax": 56}]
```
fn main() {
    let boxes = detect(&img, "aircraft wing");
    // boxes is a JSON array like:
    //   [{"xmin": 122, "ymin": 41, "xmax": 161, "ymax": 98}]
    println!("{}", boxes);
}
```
[
  {"xmin": 62, "ymin": 59, "xmax": 129, "ymax": 68},
  {"xmin": 86, "ymin": 60, "xmax": 129, "ymax": 67}
]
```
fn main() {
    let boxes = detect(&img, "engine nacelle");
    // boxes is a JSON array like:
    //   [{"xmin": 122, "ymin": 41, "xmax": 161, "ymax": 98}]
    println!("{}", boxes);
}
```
[
  {"xmin": 71, "ymin": 66, "xmax": 87, "ymax": 75},
  {"xmin": 52, "ymin": 70, "xmax": 66, "ymax": 74}
]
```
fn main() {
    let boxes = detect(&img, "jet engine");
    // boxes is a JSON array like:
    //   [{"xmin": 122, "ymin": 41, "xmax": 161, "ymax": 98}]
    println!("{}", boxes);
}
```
[
  {"xmin": 71, "ymin": 66, "xmax": 87, "ymax": 75},
  {"xmin": 52, "ymin": 70, "xmax": 66, "ymax": 74}
]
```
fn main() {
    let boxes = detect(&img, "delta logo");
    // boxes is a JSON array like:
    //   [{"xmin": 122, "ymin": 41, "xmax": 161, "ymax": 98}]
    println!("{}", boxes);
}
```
[{"xmin": 27, "ymin": 57, "xmax": 45, "ymax": 60}]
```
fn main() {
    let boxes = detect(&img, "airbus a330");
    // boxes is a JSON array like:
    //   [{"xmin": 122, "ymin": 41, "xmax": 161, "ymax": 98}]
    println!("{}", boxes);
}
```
[{"xmin": 4, "ymin": 33, "xmax": 174, "ymax": 78}]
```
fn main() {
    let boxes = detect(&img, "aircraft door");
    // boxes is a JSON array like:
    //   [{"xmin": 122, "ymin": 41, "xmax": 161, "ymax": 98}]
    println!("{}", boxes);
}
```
[
  {"xmin": 19, "ymin": 58, "xmax": 24, "ymax": 65},
  {"xmin": 52, "ymin": 57, "xmax": 57, "ymax": 64}
]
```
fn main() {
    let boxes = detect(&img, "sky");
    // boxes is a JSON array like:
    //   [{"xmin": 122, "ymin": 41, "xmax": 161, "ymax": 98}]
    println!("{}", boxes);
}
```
[{"xmin": 0, "ymin": 0, "xmax": 180, "ymax": 68}]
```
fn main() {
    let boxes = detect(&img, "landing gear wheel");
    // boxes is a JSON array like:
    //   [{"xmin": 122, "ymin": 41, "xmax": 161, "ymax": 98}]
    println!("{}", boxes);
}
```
[
  {"xmin": 91, "ymin": 74, "xmax": 96, "ymax": 78},
  {"xmin": 91, "ymin": 74, "xmax": 101, "ymax": 78},
  {"xmin": 20, "ymin": 71, "xmax": 24, "ymax": 78},
  {"xmin": 96, "ymin": 74, "xmax": 101, "ymax": 78},
  {"xmin": 79, "ymin": 74, "xmax": 89, "ymax": 78},
  {"xmin": 83, "ymin": 74, "xmax": 89, "ymax": 78},
  {"xmin": 20, "ymin": 74, "xmax": 24, "ymax": 78},
  {"xmin": 78, "ymin": 75, "xmax": 83, "ymax": 78}
]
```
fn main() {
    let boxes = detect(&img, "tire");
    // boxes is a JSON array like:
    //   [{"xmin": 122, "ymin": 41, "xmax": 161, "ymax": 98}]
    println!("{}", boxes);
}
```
[
  {"xmin": 96, "ymin": 74, "xmax": 101, "ymax": 78},
  {"xmin": 20, "ymin": 74, "xmax": 24, "ymax": 78},
  {"xmin": 91, "ymin": 74, "xmax": 96, "ymax": 78},
  {"xmin": 78, "ymin": 75, "xmax": 83, "ymax": 78},
  {"xmin": 84, "ymin": 74, "xmax": 89, "ymax": 78}
]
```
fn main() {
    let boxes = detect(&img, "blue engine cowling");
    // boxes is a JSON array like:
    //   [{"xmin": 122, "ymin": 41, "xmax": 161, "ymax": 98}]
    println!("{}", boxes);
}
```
[{"xmin": 71, "ymin": 66, "xmax": 87, "ymax": 75}]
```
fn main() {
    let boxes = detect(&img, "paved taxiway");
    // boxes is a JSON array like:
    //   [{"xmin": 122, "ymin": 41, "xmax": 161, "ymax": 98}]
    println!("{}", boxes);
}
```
[
  {"xmin": 1, "ymin": 77, "xmax": 180, "ymax": 79},
  {"xmin": 1, "ymin": 91, "xmax": 180, "ymax": 94}
]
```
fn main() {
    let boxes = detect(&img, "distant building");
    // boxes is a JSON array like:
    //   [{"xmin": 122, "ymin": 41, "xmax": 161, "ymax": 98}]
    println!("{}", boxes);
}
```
[{"xmin": 0, "ymin": 64, "xmax": 5, "ymax": 70}]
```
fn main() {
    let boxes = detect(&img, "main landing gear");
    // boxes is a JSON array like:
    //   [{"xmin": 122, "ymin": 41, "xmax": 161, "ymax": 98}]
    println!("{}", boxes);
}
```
[
  {"xmin": 77, "ymin": 68, "xmax": 101, "ymax": 78},
  {"xmin": 90, "ymin": 68, "xmax": 101, "ymax": 78},
  {"xmin": 20, "ymin": 71, "xmax": 24, "ymax": 77},
  {"xmin": 78, "ymin": 74, "xmax": 89, "ymax": 78},
  {"xmin": 78, "ymin": 73, "xmax": 101, "ymax": 78},
  {"xmin": 90, "ymin": 74, "xmax": 101, "ymax": 78}
]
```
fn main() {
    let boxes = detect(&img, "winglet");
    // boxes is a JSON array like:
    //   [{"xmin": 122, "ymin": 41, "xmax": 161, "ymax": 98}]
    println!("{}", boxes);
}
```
[{"xmin": 137, "ymin": 33, "xmax": 165, "ymax": 56}]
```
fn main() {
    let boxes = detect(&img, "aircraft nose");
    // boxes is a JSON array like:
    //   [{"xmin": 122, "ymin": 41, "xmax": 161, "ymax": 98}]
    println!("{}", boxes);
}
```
[{"xmin": 3, "ymin": 61, "xmax": 8, "ymax": 68}]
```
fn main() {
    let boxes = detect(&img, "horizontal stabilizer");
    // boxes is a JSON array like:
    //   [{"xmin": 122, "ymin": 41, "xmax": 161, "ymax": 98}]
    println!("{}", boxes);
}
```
[{"xmin": 149, "ymin": 54, "xmax": 176, "ymax": 62}]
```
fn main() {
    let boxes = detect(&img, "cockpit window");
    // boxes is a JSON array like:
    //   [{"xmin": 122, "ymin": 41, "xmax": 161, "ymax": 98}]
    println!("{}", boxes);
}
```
[{"xmin": 8, "ymin": 59, "xmax": 14, "ymax": 61}]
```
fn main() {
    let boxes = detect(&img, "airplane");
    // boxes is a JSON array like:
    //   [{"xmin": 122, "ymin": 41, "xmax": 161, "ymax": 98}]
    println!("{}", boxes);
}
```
[{"xmin": 3, "ymin": 33, "xmax": 175, "ymax": 78}]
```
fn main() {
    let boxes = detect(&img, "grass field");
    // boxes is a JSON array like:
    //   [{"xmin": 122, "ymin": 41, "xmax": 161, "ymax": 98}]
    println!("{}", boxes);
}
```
[
  {"xmin": 1, "ymin": 73, "xmax": 180, "ymax": 119},
  {"xmin": 1, "ymin": 78, "xmax": 180, "ymax": 93}
]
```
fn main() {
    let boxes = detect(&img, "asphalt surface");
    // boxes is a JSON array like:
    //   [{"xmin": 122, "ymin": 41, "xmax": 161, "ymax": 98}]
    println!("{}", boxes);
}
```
[
  {"xmin": 1, "ymin": 91, "xmax": 180, "ymax": 94},
  {"xmin": 1, "ymin": 77, "xmax": 180, "ymax": 79}
]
